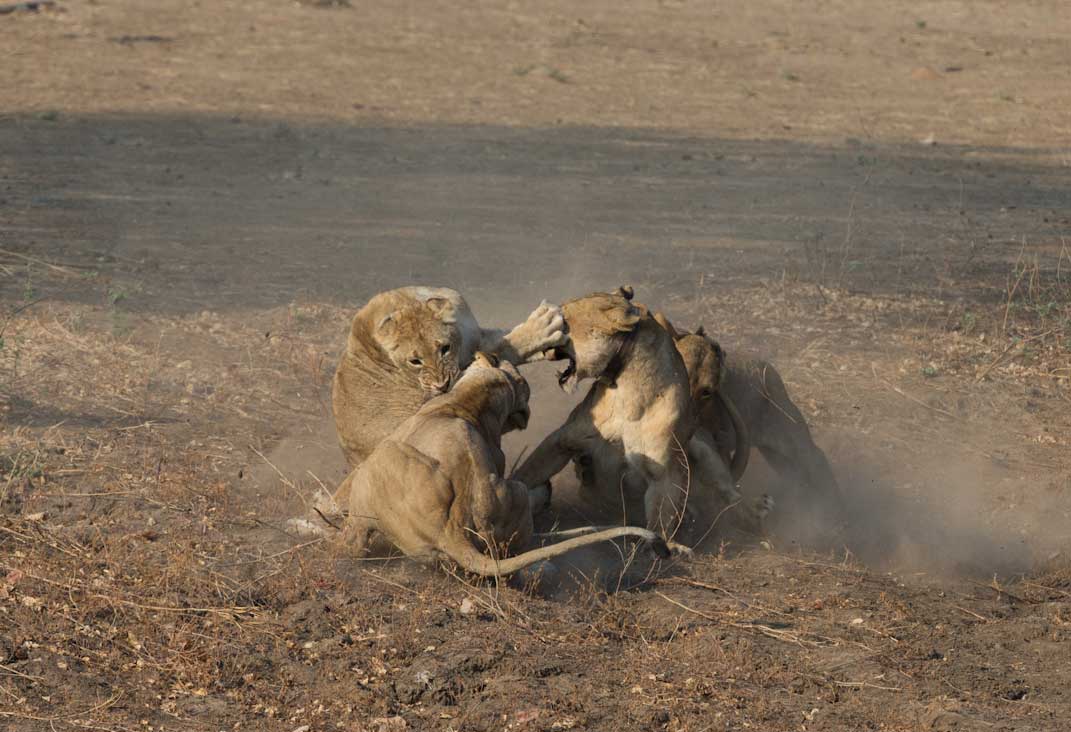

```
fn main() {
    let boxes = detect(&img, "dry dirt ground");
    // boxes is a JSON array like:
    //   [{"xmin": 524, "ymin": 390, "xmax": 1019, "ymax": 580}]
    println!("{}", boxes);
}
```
[{"xmin": 2, "ymin": 2, "xmax": 1071, "ymax": 731}]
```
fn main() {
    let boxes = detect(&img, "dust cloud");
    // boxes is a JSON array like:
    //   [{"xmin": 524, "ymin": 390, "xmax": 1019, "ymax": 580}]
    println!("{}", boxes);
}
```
[{"xmin": 250, "ymin": 286, "xmax": 1056, "ymax": 587}]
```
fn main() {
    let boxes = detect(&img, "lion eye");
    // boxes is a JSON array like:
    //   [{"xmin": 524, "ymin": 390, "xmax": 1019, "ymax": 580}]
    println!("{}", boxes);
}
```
[
  {"xmin": 699, "ymin": 388, "xmax": 714, "ymax": 400},
  {"xmin": 408, "ymin": 357, "xmax": 423, "ymax": 367},
  {"xmin": 440, "ymin": 344, "xmax": 451, "ymax": 356}
]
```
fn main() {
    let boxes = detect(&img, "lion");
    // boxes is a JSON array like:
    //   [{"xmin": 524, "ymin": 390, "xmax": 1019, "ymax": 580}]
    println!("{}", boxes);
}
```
[
  {"xmin": 655, "ymin": 313, "xmax": 842, "ymax": 517},
  {"xmin": 653, "ymin": 313, "xmax": 751, "ymax": 483},
  {"xmin": 341, "ymin": 352, "xmax": 687, "ymax": 576},
  {"xmin": 510, "ymin": 287, "xmax": 740, "ymax": 546},
  {"xmin": 330, "ymin": 286, "xmax": 566, "ymax": 509}
]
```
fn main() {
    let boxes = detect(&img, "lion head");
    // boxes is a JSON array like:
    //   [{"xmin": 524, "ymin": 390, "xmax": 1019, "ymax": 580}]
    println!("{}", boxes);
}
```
[
  {"xmin": 653, "ymin": 313, "xmax": 725, "ymax": 405},
  {"xmin": 546, "ymin": 285, "xmax": 647, "ymax": 393},
  {"xmin": 675, "ymin": 327, "xmax": 726, "ymax": 405},
  {"xmin": 457, "ymin": 351, "xmax": 531, "ymax": 433},
  {"xmin": 363, "ymin": 296, "xmax": 465, "ymax": 396}
]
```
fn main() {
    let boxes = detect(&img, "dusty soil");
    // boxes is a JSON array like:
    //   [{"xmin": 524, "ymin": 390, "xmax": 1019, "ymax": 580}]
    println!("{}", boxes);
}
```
[{"xmin": 1, "ymin": 2, "xmax": 1070, "ymax": 731}]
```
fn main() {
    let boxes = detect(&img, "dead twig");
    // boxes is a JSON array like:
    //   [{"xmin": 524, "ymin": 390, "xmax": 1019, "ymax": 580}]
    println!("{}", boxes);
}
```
[
  {"xmin": 974, "ymin": 329, "xmax": 1054, "ymax": 383},
  {"xmin": 217, "ymin": 537, "xmax": 324, "ymax": 567},
  {"xmin": 0, "ymin": 691, "xmax": 122, "ymax": 721},
  {"xmin": 968, "ymin": 578, "xmax": 1037, "ymax": 605},
  {"xmin": 0, "ymin": 562, "xmax": 259, "ymax": 616},
  {"xmin": 953, "ymin": 605, "xmax": 990, "ymax": 622},
  {"xmin": 0, "ymin": 247, "xmax": 84, "ymax": 278},
  {"xmin": 313, "ymin": 506, "xmax": 342, "ymax": 531},
  {"xmin": 0, "ymin": 663, "xmax": 42, "ymax": 681},
  {"xmin": 0, "ymin": 297, "xmax": 45, "ymax": 340},
  {"xmin": 1002, "ymin": 238, "xmax": 1028, "ymax": 335},
  {"xmin": 872, "ymin": 364, "xmax": 958, "ymax": 420},
  {"xmin": 660, "ymin": 577, "xmax": 794, "ymax": 618},
  {"xmin": 832, "ymin": 680, "xmax": 902, "ymax": 692},
  {"xmin": 654, "ymin": 591, "xmax": 831, "ymax": 648},
  {"xmin": 249, "ymin": 445, "xmax": 296, "ymax": 491}
]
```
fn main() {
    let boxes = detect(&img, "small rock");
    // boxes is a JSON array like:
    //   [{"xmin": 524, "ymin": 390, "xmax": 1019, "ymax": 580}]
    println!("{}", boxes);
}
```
[
  {"xmin": 292, "ymin": 726, "xmax": 311, "ymax": 732},
  {"xmin": 851, "ymin": 617, "xmax": 865, "ymax": 625},
  {"xmin": 459, "ymin": 597, "xmax": 476, "ymax": 616}
]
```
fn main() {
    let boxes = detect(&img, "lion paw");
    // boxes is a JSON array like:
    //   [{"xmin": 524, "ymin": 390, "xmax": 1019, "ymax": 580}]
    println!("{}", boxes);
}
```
[
  {"xmin": 664, "ymin": 541, "xmax": 694, "ymax": 558},
  {"xmin": 510, "ymin": 300, "xmax": 567, "ymax": 360}
]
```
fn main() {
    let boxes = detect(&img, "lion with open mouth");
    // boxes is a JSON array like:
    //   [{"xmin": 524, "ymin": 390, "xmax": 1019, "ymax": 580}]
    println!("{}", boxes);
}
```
[{"xmin": 512, "ymin": 286, "xmax": 740, "ymax": 546}]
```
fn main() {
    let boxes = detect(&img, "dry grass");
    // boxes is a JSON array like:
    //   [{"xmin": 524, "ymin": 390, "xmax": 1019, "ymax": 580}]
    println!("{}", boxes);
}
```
[{"xmin": 0, "ymin": 260, "xmax": 1069, "ymax": 729}]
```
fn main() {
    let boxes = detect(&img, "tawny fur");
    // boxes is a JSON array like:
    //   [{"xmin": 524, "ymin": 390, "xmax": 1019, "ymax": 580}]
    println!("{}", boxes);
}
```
[
  {"xmin": 658, "ymin": 313, "xmax": 842, "ymax": 520},
  {"xmin": 331, "ymin": 286, "xmax": 566, "ymax": 508},
  {"xmin": 654, "ymin": 313, "xmax": 772, "ymax": 536},
  {"xmin": 340, "ymin": 353, "xmax": 686, "ymax": 576},
  {"xmin": 511, "ymin": 287, "xmax": 739, "ymax": 546}
]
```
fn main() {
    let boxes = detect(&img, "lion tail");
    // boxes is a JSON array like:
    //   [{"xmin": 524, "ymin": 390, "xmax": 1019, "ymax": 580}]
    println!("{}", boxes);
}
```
[
  {"xmin": 443, "ymin": 526, "xmax": 677, "ymax": 577},
  {"xmin": 717, "ymin": 392, "xmax": 751, "ymax": 483}
]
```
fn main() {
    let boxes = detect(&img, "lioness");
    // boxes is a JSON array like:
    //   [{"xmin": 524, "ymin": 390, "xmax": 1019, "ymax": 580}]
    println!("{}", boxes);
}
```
[
  {"xmin": 658, "ymin": 315, "xmax": 842, "ymax": 514},
  {"xmin": 654, "ymin": 313, "xmax": 751, "ymax": 483},
  {"xmin": 511, "ymin": 287, "xmax": 739, "ymax": 545},
  {"xmin": 331, "ymin": 286, "xmax": 565, "ymax": 508},
  {"xmin": 341, "ymin": 352, "xmax": 684, "ymax": 576},
  {"xmin": 333, "ymin": 286, "xmax": 566, "ymax": 466}
]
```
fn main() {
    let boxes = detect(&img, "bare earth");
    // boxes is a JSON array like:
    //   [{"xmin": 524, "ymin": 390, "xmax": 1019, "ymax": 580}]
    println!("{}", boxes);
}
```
[{"xmin": 1, "ymin": 2, "xmax": 1070, "ymax": 731}]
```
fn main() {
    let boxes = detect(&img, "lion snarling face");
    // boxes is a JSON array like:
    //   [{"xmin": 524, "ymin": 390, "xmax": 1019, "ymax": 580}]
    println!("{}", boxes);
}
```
[
  {"xmin": 374, "ymin": 298, "xmax": 465, "ymax": 396},
  {"xmin": 545, "ymin": 286, "xmax": 645, "ymax": 393}
]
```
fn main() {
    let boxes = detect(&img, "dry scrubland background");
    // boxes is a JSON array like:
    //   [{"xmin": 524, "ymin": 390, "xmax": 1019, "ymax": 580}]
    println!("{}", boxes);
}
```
[{"xmin": 1, "ymin": 2, "xmax": 1070, "ymax": 731}]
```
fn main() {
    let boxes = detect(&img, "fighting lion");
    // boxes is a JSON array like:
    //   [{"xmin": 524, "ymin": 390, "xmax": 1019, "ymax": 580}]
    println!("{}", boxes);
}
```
[
  {"xmin": 657, "ymin": 313, "xmax": 842, "ymax": 519},
  {"xmin": 330, "ymin": 286, "xmax": 566, "ymax": 509},
  {"xmin": 340, "ymin": 352, "xmax": 687, "ymax": 576},
  {"xmin": 511, "ymin": 287, "xmax": 740, "ymax": 546}
]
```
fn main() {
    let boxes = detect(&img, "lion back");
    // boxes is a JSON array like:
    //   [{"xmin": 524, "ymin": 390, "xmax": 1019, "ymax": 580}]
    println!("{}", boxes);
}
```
[{"xmin": 357, "ymin": 438, "xmax": 457, "ymax": 556}]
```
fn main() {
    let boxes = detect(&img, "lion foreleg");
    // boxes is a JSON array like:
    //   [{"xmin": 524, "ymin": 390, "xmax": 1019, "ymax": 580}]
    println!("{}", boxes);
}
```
[
  {"xmin": 688, "ymin": 435, "xmax": 742, "ymax": 506},
  {"xmin": 480, "ymin": 300, "xmax": 566, "ymax": 364},
  {"xmin": 511, "ymin": 421, "xmax": 584, "ymax": 507}
]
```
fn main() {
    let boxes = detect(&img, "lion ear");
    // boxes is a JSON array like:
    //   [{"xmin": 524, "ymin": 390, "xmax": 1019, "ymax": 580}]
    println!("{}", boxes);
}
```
[
  {"xmin": 611, "ymin": 305, "xmax": 643, "ymax": 333},
  {"xmin": 376, "ymin": 312, "xmax": 397, "ymax": 335},
  {"xmin": 694, "ymin": 324, "xmax": 706, "ymax": 337},
  {"xmin": 617, "ymin": 285, "xmax": 634, "ymax": 301},
  {"xmin": 424, "ymin": 297, "xmax": 458, "ymax": 324}
]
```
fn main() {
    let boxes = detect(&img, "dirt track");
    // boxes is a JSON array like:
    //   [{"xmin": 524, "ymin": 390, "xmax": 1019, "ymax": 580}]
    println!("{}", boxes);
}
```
[{"xmin": 1, "ymin": 2, "xmax": 1070, "ymax": 731}]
